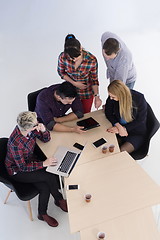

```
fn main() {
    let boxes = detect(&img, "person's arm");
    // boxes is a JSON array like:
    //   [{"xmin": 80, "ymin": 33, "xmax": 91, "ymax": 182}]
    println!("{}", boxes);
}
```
[
  {"xmin": 35, "ymin": 91, "xmax": 55, "ymax": 128},
  {"xmin": 125, "ymin": 93, "xmax": 147, "ymax": 132},
  {"xmin": 63, "ymin": 74, "xmax": 87, "ymax": 90},
  {"xmin": 92, "ymin": 85, "xmax": 102, "ymax": 110},
  {"xmin": 89, "ymin": 59, "xmax": 102, "ymax": 109},
  {"xmin": 113, "ymin": 57, "xmax": 129, "ymax": 84},
  {"xmin": 57, "ymin": 53, "xmax": 87, "ymax": 90},
  {"xmin": 105, "ymin": 97, "xmax": 119, "ymax": 124},
  {"xmin": 106, "ymin": 126, "xmax": 119, "ymax": 134},
  {"xmin": 13, "ymin": 145, "xmax": 58, "ymax": 170},
  {"xmin": 53, "ymin": 123, "xmax": 85, "ymax": 134},
  {"xmin": 62, "ymin": 74, "xmax": 76, "ymax": 86},
  {"xmin": 54, "ymin": 112, "xmax": 78, "ymax": 123},
  {"xmin": 33, "ymin": 123, "xmax": 51, "ymax": 142},
  {"xmin": 12, "ymin": 146, "xmax": 43, "ymax": 172},
  {"xmin": 57, "ymin": 52, "xmax": 66, "ymax": 78},
  {"xmin": 105, "ymin": 98, "xmax": 126, "ymax": 136},
  {"xmin": 114, "ymin": 122, "xmax": 128, "ymax": 136}
]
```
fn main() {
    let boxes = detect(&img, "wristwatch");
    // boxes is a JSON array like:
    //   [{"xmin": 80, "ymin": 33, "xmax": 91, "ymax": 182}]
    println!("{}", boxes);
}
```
[{"xmin": 94, "ymin": 94, "xmax": 100, "ymax": 97}]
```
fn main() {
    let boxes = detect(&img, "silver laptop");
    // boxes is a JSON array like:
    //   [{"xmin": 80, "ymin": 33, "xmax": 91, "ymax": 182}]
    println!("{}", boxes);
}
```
[{"xmin": 46, "ymin": 146, "xmax": 81, "ymax": 177}]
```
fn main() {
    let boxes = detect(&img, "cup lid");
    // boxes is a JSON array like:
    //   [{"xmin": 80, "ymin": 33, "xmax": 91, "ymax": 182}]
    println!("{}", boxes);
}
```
[{"xmin": 85, "ymin": 194, "xmax": 91, "ymax": 198}]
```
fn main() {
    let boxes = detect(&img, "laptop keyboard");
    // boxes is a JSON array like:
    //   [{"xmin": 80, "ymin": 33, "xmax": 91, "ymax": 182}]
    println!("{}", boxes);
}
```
[{"xmin": 57, "ymin": 151, "xmax": 77, "ymax": 173}]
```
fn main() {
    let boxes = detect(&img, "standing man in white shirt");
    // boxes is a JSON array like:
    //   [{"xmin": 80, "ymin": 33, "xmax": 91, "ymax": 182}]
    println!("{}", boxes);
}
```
[{"xmin": 101, "ymin": 32, "xmax": 136, "ymax": 89}]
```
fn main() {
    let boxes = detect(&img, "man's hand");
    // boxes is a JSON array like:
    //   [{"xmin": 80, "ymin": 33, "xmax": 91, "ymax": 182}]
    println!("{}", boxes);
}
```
[
  {"xmin": 35, "ymin": 123, "xmax": 46, "ymax": 132},
  {"xmin": 54, "ymin": 117, "xmax": 63, "ymax": 123},
  {"xmin": 43, "ymin": 157, "xmax": 57, "ymax": 167},
  {"xmin": 72, "ymin": 126, "xmax": 86, "ymax": 134}
]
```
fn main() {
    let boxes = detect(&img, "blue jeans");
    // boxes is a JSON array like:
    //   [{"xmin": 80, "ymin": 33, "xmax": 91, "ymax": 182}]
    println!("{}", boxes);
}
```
[{"xmin": 126, "ymin": 81, "xmax": 135, "ymax": 89}]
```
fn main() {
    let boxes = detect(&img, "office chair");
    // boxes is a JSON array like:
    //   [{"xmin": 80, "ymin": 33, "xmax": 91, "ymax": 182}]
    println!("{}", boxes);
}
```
[
  {"xmin": 27, "ymin": 87, "xmax": 47, "ymax": 111},
  {"xmin": 130, "ymin": 103, "xmax": 160, "ymax": 160},
  {"xmin": 0, "ymin": 138, "xmax": 39, "ymax": 221}
]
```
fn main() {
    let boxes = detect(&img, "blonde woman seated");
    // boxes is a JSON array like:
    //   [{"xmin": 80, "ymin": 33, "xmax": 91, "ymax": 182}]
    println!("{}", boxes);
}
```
[{"xmin": 105, "ymin": 80, "xmax": 147, "ymax": 153}]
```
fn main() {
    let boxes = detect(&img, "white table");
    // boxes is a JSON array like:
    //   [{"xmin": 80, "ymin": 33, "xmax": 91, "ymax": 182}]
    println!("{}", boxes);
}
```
[{"xmin": 65, "ymin": 151, "xmax": 160, "ymax": 233}]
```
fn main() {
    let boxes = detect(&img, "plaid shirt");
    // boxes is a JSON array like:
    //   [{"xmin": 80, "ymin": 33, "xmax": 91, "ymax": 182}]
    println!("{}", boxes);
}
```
[
  {"xmin": 5, "ymin": 126, "xmax": 50, "ymax": 176},
  {"xmin": 57, "ymin": 50, "xmax": 99, "ymax": 99}
]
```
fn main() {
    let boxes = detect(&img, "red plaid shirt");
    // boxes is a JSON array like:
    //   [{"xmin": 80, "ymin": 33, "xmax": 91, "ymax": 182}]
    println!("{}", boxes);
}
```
[
  {"xmin": 57, "ymin": 50, "xmax": 99, "ymax": 99},
  {"xmin": 5, "ymin": 126, "xmax": 50, "ymax": 176}
]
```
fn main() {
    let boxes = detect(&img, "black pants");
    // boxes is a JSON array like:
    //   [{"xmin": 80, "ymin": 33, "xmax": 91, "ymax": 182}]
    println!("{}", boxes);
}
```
[
  {"xmin": 11, "ymin": 169, "xmax": 62, "ymax": 215},
  {"xmin": 10, "ymin": 144, "xmax": 62, "ymax": 215}
]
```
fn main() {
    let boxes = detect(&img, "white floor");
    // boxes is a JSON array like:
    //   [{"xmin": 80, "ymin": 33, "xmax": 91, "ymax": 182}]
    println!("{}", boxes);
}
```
[{"xmin": 0, "ymin": 1, "xmax": 160, "ymax": 240}]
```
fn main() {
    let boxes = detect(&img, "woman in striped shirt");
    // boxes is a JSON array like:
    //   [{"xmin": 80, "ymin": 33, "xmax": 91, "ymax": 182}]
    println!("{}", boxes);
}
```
[{"xmin": 57, "ymin": 34, "xmax": 102, "ymax": 113}]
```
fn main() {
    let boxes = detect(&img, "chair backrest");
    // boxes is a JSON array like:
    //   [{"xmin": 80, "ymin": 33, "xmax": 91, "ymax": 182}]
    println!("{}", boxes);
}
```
[
  {"xmin": 0, "ymin": 138, "xmax": 9, "ymax": 178},
  {"xmin": 0, "ymin": 138, "xmax": 15, "ymax": 187},
  {"xmin": 27, "ymin": 87, "xmax": 47, "ymax": 111},
  {"xmin": 0, "ymin": 137, "xmax": 39, "ymax": 201},
  {"xmin": 146, "ymin": 103, "xmax": 160, "ymax": 140},
  {"xmin": 131, "ymin": 103, "xmax": 160, "ymax": 160}
]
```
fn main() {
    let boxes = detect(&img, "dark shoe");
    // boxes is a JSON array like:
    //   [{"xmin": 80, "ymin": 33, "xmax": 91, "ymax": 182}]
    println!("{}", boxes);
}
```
[
  {"xmin": 38, "ymin": 214, "xmax": 58, "ymax": 227},
  {"xmin": 55, "ymin": 199, "xmax": 68, "ymax": 212}
]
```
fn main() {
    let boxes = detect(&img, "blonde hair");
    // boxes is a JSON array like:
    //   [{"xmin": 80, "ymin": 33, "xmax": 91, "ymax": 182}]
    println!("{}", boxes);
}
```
[
  {"xmin": 17, "ymin": 111, "xmax": 37, "ymax": 131},
  {"xmin": 108, "ymin": 80, "xmax": 133, "ymax": 122}
]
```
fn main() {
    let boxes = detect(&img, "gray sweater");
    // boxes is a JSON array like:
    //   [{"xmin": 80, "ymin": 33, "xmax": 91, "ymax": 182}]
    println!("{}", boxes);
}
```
[{"xmin": 101, "ymin": 32, "xmax": 136, "ymax": 85}]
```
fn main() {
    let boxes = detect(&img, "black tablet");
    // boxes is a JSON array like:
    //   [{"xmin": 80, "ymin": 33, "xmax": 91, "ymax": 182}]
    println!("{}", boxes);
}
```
[{"xmin": 77, "ymin": 117, "xmax": 100, "ymax": 131}]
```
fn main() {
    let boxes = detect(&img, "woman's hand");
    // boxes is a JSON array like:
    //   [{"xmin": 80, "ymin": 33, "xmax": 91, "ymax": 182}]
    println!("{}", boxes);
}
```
[
  {"xmin": 118, "ymin": 127, "xmax": 128, "ymax": 137},
  {"xmin": 107, "ymin": 126, "xmax": 119, "ymax": 134},
  {"xmin": 43, "ymin": 157, "xmax": 57, "ymax": 167},
  {"xmin": 94, "ymin": 96, "xmax": 102, "ymax": 110},
  {"xmin": 102, "ymin": 104, "xmax": 105, "ymax": 112},
  {"xmin": 115, "ymin": 123, "xmax": 128, "ymax": 137},
  {"xmin": 74, "ymin": 81, "xmax": 88, "ymax": 90}
]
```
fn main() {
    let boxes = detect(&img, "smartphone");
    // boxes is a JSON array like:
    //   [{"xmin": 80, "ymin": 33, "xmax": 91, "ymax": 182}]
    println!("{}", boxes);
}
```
[
  {"xmin": 73, "ymin": 142, "xmax": 84, "ymax": 151},
  {"xmin": 66, "ymin": 185, "xmax": 80, "ymax": 190},
  {"xmin": 92, "ymin": 138, "xmax": 107, "ymax": 148}
]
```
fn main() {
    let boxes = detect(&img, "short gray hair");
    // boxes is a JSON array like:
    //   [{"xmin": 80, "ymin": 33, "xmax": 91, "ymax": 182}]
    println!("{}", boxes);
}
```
[{"xmin": 17, "ymin": 111, "xmax": 37, "ymax": 131}]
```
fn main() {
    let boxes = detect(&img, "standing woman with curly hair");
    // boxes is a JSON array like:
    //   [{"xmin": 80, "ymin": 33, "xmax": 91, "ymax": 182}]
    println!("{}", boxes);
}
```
[
  {"xmin": 105, "ymin": 80, "xmax": 147, "ymax": 153},
  {"xmin": 57, "ymin": 34, "xmax": 102, "ymax": 113}
]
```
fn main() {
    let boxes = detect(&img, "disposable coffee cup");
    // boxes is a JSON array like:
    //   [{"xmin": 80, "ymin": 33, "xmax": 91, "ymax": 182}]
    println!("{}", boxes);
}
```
[
  {"xmin": 85, "ymin": 193, "xmax": 92, "ymax": 202},
  {"xmin": 102, "ymin": 145, "xmax": 107, "ymax": 154},
  {"xmin": 109, "ymin": 144, "xmax": 115, "ymax": 153},
  {"xmin": 97, "ymin": 231, "xmax": 106, "ymax": 239}
]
